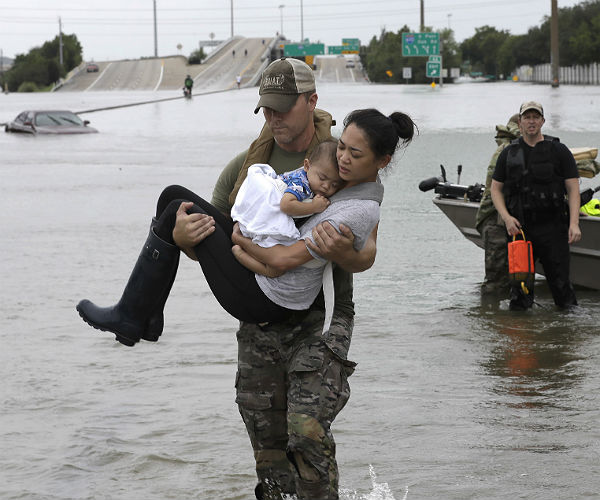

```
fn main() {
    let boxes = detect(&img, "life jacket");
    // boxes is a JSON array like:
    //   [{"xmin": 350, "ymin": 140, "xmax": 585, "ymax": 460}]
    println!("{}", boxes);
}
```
[
  {"xmin": 502, "ymin": 136, "xmax": 567, "ymax": 219},
  {"xmin": 581, "ymin": 198, "xmax": 600, "ymax": 216},
  {"xmin": 228, "ymin": 108, "xmax": 335, "ymax": 205}
]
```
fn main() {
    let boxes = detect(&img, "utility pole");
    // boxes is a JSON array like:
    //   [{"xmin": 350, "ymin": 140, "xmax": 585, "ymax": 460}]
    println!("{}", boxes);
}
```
[
  {"xmin": 550, "ymin": 0, "xmax": 559, "ymax": 87},
  {"xmin": 300, "ymin": 0, "xmax": 304, "ymax": 41},
  {"xmin": 420, "ymin": 0, "xmax": 424, "ymax": 32},
  {"xmin": 58, "ymin": 17, "xmax": 64, "ymax": 67},
  {"xmin": 153, "ymin": 0, "xmax": 158, "ymax": 57},
  {"xmin": 279, "ymin": 5, "xmax": 284, "ymax": 36},
  {"xmin": 230, "ymin": 0, "xmax": 234, "ymax": 37}
]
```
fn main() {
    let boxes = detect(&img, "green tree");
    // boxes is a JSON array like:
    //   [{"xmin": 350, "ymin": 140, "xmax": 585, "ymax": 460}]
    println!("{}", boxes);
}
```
[
  {"xmin": 558, "ymin": 1, "xmax": 600, "ymax": 64},
  {"xmin": 5, "ymin": 33, "xmax": 82, "ymax": 91},
  {"xmin": 460, "ymin": 26, "xmax": 511, "ymax": 77},
  {"xmin": 188, "ymin": 47, "xmax": 207, "ymax": 64},
  {"xmin": 440, "ymin": 27, "xmax": 461, "ymax": 72}
]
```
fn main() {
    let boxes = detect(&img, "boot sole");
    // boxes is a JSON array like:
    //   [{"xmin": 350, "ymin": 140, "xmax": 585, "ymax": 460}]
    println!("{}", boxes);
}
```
[{"xmin": 76, "ymin": 306, "xmax": 138, "ymax": 347}]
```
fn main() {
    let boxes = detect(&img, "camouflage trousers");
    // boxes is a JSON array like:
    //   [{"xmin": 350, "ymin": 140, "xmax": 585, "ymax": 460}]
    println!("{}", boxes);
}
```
[
  {"xmin": 479, "ymin": 214, "xmax": 510, "ymax": 294},
  {"xmin": 235, "ymin": 309, "xmax": 356, "ymax": 500}
]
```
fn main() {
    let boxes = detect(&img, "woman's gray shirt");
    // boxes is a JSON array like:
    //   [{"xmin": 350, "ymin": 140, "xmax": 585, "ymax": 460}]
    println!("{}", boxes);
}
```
[{"xmin": 255, "ymin": 180, "xmax": 384, "ymax": 310}]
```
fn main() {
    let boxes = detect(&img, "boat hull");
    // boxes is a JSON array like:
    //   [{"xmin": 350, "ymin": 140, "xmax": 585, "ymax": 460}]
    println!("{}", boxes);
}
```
[{"xmin": 433, "ymin": 197, "xmax": 600, "ymax": 290}]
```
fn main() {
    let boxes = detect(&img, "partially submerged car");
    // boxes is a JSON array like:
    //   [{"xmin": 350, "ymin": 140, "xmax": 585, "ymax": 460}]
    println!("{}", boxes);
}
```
[{"xmin": 5, "ymin": 110, "xmax": 98, "ymax": 134}]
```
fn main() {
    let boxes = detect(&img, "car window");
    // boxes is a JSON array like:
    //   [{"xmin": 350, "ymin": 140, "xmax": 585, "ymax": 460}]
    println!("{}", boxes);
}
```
[
  {"xmin": 35, "ymin": 113, "xmax": 61, "ymax": 126},
  {"xmin": 15, "ymin": 112, "xmax": 27, "ymax": 124},
  {"xmin": 34, "ymin": 112, "xmax": 84, "ymax": 127},
  {"xmin": 56, "ymin": 112, "xmax": 83, "ymax": 126}
]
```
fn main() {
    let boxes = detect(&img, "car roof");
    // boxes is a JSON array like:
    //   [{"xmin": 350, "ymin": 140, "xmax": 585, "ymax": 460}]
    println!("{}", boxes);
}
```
[{"xmin": 21, "ymin": 110, "xmax": 80, "ymax": 115}]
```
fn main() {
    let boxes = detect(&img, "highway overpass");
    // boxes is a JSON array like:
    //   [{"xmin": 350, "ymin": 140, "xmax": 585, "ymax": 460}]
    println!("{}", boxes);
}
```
[{"xmin": 56, "ymin": 37, "xmax": 366, "ymax": 93}]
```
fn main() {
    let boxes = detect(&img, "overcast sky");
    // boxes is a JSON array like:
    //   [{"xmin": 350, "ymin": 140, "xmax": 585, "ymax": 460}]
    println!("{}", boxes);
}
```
[{"xmin": 0, "ymin": 0, "xmax": 584, "ymax": 61}]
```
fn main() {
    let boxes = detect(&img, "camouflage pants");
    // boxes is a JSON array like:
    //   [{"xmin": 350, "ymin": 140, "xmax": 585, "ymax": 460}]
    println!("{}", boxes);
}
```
[
  {"xmin": 479, "ymin": 214, "xmax": 510, "ymax": 294},
  {"xmin": 235, "ymin": 310, "xmax": 356, "ymax": 500}
]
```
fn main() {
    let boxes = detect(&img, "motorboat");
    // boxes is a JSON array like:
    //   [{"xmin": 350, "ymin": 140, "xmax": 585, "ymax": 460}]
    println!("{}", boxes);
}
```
[{"xmin": 419, "ymin": 165, "xmax": 600, "ymax": 290}]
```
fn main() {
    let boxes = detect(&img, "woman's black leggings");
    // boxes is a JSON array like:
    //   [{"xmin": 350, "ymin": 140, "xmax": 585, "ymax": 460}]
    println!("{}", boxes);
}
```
[{"xmin": 153, "ymin": 185, "xmax": 293, "ymax": 324}]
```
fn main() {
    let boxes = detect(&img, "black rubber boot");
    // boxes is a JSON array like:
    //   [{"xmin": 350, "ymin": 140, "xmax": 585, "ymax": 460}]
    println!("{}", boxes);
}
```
[
  {"xmin": 141, "ymin": 218, "xmax": 180, "ymax": 342},
  {"xmin": 76, "ymin": 227, "xmax": 180, "ymax": 346}
]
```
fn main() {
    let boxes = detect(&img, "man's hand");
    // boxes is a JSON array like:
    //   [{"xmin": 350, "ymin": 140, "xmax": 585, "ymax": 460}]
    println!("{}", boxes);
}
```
[
  {"xmin": 172, "ymin": 201, "xmax": 215, "ymax": 249},
  {"xmin": 502, "ymin": 214, "xmax": 522, "ymax": 237},
  {"xmin": 568, "ymin": 223, "xmax": 581, "ymax": 244}
]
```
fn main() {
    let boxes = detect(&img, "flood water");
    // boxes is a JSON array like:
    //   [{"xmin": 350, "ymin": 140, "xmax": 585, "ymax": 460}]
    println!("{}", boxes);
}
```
[{"xmin": 1, "ymin": 82, "xmax": 600, "ymax": 500}]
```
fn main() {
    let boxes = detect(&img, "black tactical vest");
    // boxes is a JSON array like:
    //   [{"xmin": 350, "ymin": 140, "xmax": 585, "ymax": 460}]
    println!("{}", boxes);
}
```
[{"xmin": 502, "ymin": 136, "xmax": 567, "ymax": 218}]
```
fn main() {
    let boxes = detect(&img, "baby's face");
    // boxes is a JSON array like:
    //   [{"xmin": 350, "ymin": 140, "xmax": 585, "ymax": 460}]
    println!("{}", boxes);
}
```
[{"xmin": 306, "ymin": 159, "xmax": 344, "ymax": 197}]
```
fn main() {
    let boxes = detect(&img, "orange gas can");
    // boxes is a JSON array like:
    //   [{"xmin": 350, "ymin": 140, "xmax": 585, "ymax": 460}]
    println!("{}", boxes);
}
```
[{"xmin": 508, "ymin": 230, "xmax": 535, "ymax": 294}]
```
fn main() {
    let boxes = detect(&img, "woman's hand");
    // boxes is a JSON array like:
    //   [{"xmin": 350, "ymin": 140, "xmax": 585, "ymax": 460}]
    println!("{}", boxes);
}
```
[
  {"xmin": 231, "ymin": 222, "xmax": 248, "ymax": 247},
  {"xmin": 307, "ymin": 221, "xmax": 355, "ymax": 260},
  {"xmin": 172, "ymin": 201, "xmax": 215, "ymax": 249},
  {"xmin": 232, "ymin": 222, "xmax": 311, "ymax": 272},
  {"xmin": 307, "ymin": 222, "xmax": 378, "ymax": 273}
]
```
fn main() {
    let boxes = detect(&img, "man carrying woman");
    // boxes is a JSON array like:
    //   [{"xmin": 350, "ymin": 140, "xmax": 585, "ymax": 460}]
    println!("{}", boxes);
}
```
[{"xmin": 77, "ymin": 58, "xmax": 416, "ymax": 500}]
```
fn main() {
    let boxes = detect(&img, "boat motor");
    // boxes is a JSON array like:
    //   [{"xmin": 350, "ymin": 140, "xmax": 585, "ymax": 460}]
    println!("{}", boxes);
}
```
[{"xmin": 418, "ymin": 164, "xmax": 484, "ymax": 202}]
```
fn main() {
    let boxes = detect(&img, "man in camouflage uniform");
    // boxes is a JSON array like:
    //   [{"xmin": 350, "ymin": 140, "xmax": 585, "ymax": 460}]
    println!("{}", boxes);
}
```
[
  {"xmin": 475, "ymin": 115, "xmax": 521, "ymax": 294},
  {"xmin": 210, "ymin": 58, "xmax": 377, "ymax": 500}
]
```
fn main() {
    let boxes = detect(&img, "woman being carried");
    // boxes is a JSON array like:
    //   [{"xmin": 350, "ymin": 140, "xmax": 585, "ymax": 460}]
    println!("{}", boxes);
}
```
[{"xmin": 76, "ymin": 108, "xmax": 416, "ymax": 346}]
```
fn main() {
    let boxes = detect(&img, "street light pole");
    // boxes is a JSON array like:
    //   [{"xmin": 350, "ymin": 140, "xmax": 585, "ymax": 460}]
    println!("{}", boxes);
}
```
[
  {"xmin": 279, "ymin": 5, "xmax": 284, "ymax": 36},
  {"xmin": 550, "ymin": 0, "xmax": 559, "ymax": 87},
  {"xmin": 300, "ymin": 0, "xmax": 304, "ymax": 41},
  {"xmin": 58, "ymin": 17, "xmax": 64, "ymax": 67},
  {"xmin": 230, "ymin": 0, "xmax": 234, "ymax": 37},
  {"xmin": 153, "ymin": 0, "xmax": 158, "ymax": 57},
  {"xmin": 420, "ymin": 0, "xmax": 424, "ymax": 32}
]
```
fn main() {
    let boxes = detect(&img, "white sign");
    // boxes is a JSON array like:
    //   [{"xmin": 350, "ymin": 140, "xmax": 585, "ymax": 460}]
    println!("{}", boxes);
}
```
[
  {"xmin": 450, "ymin": 67, "xmax": 460, "ymax": 78},
  {"xmin": 402, "ymin": 67, "xmax": 412, "ymax": 79}
]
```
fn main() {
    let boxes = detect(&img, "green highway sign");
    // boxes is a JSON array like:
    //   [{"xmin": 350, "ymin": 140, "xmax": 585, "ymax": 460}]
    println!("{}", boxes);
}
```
[
  {"xmin": 402, "ymin": 32, "xmax": 440, "ymax": 57},
  {"xmin": 342, "ymin": 38, "xmax": 360, "ymax": 46},
  {"xmin": 284, "ymin": 43, "xmax": 325, "ymax": 57},
  {"xmin": 428, "ymin": 55, "xmax": 442, "ymax": 63},
  {"xmin": 426, "ymin": 61, "xmax": 441, "ymax": 78},
  {"xmin": 327, "ymin": 45, "xmax": 344, "ymax": 54},
  {"xmin": 328, "ymin": 44, "xmax": 359, "ymax": 54}
]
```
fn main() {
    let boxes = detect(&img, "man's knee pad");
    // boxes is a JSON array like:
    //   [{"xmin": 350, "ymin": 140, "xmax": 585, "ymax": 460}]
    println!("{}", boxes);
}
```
[{"xmin": 287, "ymin": 412, "xmax": 339, "ymax": 497}]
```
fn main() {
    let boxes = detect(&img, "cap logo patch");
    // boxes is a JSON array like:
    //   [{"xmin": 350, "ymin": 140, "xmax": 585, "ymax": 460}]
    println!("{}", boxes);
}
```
[{"xmin": 262, "ymin": 74, "xmax": 286, "ymax": 90}]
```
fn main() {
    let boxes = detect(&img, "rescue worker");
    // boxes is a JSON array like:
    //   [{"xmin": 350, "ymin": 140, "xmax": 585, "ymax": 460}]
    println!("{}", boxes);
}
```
[
  {"xmin": 476, "ymin": 114, "xmax": 521, "ymax": 294},
  {"xmin": 491, "ymin": 101, "xmax": 581, "ymax": 310},
  {"xmin": 210, "ymin": 57, "xmax": 379, "ymax": 499}
]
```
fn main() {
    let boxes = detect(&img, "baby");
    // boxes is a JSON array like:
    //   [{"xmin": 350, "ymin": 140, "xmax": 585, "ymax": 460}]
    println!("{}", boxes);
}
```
[{"xmin": 231, "ymin": 140, "xmax": 343, "ymax": 275}]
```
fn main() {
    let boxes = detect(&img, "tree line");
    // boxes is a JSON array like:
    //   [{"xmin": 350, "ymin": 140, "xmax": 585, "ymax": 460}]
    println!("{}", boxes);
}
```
[
  {"xmin": 362, "ymin": 0, "xmax": 600, "ymax": 83},
  {"xmin": 2, "ymin": 34, "xmax": 83, "ymax": 92}
]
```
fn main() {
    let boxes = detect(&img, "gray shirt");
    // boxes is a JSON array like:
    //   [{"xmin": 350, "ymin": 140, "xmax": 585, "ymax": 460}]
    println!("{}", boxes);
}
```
[{"xmin": 255, "ymin": 180, "xmax": 384, "ymax": 310}]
